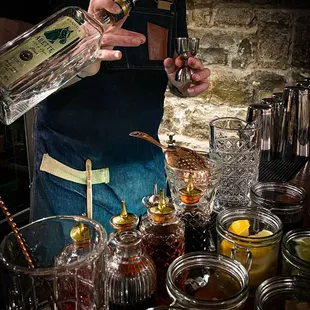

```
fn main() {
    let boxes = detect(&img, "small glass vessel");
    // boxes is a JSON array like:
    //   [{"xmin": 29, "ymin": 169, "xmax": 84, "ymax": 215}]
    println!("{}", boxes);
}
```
[
  {"xmin": 165, "ymin": 151, "xmax": 222, "ymax": 214},
  {"xmin": 281, "ymin": 229, "xmax": 310, "ymax": 278},
  {"xmin": 166, "ymin": 252, "xmax": 249, "ymax": 309},
  {"xmin": 217, "ymin": 207, "xmax": 283, "ymax": 293},
  {"xmin": 178, "ymin": 174, "xmax": 215, "ymax": 253},
  {"xmin": 106, "ymin": 230, "xmax": 157, "ymax": 310},
  {"xmin": 108, "ymin": 200, "xmax": 139, "ymax": 250},
  {"xmin": 254, "ymin": 276, "xmax": 310, "ymax": 310},
  {"xmin": 0, "ymin": 215, "xmax": 107, "ymax": 309},
  {"xmin": 251, "ymin": 182, "xmax": 307, "ymax": 234},
  {"xmin": 139, "ymin": 188, "xmax": 185, "ymax": 305}
]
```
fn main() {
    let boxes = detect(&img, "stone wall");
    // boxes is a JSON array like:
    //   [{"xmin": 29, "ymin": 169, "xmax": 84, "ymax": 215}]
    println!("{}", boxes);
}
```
[{"xmin": 159, "ymin": 0, "xmax": 310, "ymax": 151}]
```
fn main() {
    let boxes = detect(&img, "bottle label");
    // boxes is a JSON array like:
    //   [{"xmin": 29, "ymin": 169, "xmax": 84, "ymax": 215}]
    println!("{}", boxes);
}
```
[{"xmin": 0, "ymin": 16, "xmax": 84, "ymax": 88}]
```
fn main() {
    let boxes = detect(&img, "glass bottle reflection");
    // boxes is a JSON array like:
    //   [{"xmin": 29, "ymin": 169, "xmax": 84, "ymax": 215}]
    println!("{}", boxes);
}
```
[
  {"xmin": 106, "ymin": 230, "xmax": 157, "ymax": 310},
  {"xmin": 139, "ymin": 188, "xmax": 185, "ymax": 305},
  {"xmin": 178, "ymin": 174, "xmax": 216, "ymax": 253}
]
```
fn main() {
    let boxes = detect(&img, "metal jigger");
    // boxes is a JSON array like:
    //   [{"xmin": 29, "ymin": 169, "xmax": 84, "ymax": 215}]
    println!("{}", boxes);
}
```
[{"xmin": 175, "ymin": 37, "xmax": 200, "ymax": 84}]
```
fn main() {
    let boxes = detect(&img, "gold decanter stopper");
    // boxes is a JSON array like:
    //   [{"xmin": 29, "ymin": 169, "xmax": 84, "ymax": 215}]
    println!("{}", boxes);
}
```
[
  {"xmin": 149, "ymin": 188, "xmax": 175, "ymax": 223},
  {"xmin": 70, "ymin": 213, "xmax": 91, "ymax": 248},
  {"xmin": 178, "ymin": 173, "xmax": 202, "ymax": 205},
  {"xmin": 110, "ymin": 200, "xmax": 139, "ymax": 231}
]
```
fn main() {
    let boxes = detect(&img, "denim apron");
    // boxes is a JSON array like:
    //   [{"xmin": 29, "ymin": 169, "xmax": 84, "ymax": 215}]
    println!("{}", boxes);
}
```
[{"xmin": 30, "ymin": 0, "xmax": 181, "ymax": 234}]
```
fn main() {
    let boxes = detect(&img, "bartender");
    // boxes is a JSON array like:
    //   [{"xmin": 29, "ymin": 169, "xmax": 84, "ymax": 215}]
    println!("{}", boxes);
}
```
[{"xmin": 1, "ymin": 0, "xmax": 210, "ymax": 233}]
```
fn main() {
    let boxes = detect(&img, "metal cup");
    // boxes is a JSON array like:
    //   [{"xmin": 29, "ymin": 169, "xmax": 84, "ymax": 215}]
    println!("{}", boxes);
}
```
[
  {"xmin": 278, "ymin": 86, "xmax": 310, "ymax": 159},
  {"xmin": 246, "ymin": 103, "xmax": 275, "ymax": 161}
]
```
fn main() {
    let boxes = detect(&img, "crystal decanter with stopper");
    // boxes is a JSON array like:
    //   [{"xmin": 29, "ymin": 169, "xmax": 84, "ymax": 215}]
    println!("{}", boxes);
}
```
[
  {"xmin": 0, "ymin": 0, "xmax": 140, "ymax": 125},
  {"xmin": 178, "ymin": 173, "xmax": 216, "ymax": 253},
  {"xmin": 106, "ymin": 230, "xmax": 157, "ymax": 310},
  {"xmin": 55, "ymin": 214, "xmax": 97, "ymax": 309},
  {"xmin": 108, "ymin": 200, "xmax": 139, "ymax": 250},
  {"xmin": 139, "ymin": 188, "xmax": 185, "ymax": 305}
]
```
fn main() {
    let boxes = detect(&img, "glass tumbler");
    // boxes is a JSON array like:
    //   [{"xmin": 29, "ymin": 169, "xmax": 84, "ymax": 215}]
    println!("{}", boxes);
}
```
[
  {"xmin": 281, "ymin": 229, "xmax": 310, "ymax": 278},
  {"xmin": 216, "ymin": 207, "xmax": 283, "ymax": 293},
  {"xmin": 251, "ymin": 182, "xmax": 307, "ymax": 235},
  {"xmin": 209, "ymin": 117, "xmax": 261, "ymax": 211},
  {"xmin": 0, "ymin": 215, "xmax": 107, "ymax": 310},
  {"xmin": 166, "ymin": 252, "xmax": 249, "ymax": 309},
  {"xmin": 254, "ymin": 276, "xmax": 310, "ymax": 310},
  {"xmin": 165, "ymin": 152, "xmax": 222, "ymax": 214}
]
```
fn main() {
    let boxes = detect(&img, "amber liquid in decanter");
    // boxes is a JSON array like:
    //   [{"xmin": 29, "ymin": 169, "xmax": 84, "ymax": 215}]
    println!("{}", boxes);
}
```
[
  {"xmin": 178, "ymin": 174, "xmax": 215, "ymax": 253},
  {"xmin": 55, "ymin": 218, "xmax": 94, "ymax": 309},
  {"xmin": 140, "ymin": 188, "xmax": 185, "ymax": 305}
]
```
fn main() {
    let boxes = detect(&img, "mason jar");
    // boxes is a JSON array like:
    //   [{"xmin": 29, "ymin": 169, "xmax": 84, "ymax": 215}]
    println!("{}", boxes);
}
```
[
  {"xmin": 216, "ymin": 207, "xmax": 283, "ymax": 293},
  {"xmin": 166, "ymin": 252, "xmax": 249, "ymax": 309},
  {"xmin": 250, "ymin": 182, "xmax": 307, "ymax": 234},
  {"xmin": 254, "ymin": 276, "xmax": 310, "ymax": 309},
  {"xmin": 281, "ymin": 229, "xmax": 310, "ymax": 277}
]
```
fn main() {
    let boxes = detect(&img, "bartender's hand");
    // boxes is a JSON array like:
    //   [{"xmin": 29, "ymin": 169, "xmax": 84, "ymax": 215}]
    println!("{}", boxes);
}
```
[
  {"xmin": 164, "ymin": 57, "xmax": 211, "ymax": 97},
  {"xmin": 78, "ymin": 0, "xmax": 146, "ymax": 78}
]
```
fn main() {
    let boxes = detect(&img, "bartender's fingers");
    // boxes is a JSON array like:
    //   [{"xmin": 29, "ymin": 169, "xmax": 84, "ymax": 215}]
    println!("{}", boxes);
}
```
[
  {"xmin": 88, "ymin": 0, "xmax": 121, "ymax": 14},
  {"xmin": 101, "ymin": 31, "xmax": 146, "ymax": 48},
  {"xmin": 97, "ymin": 49, "xmax": 122, "ymax": 60}
]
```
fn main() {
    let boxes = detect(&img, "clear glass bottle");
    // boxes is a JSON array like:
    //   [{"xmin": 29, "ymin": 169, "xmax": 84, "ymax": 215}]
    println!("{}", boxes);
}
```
[
  {"xmin": 0, "ymin": 1, "xmax": 138, "ymax": 125},
  {"xmin": 250, "ymin": 182, "xmax": 307, "ymax": 235},
  {"xmin": 178, "ymin": 174, "xmax": 215, "ymax": 253},
  {"xmin": 54, "ymin": 215, "xmax": 107, "ymax": 309},
  {"xmin": 139, "ymin": 188, "xmax": 185, "ymax": 306},
  {"xmin": 254, "ymin": 276, "xmax": 310, "ymax": 310},
  {"xmin": 108, "ymin": 200, "xmax": 139, "ymax": 250},
  {"xmin": 281, "ymin": 229, "xmax": 310, "ymax": 278},
  {"xmin": 106, "ymin": 230, "xmax": 157, "ymax": 310},
  {"xmin": 166, "ymin": 252, "xmax": 249, "ymax": 309},
  {"xmin": 216, "ymin": 207, "xmax": 283, "ymax": 294}
]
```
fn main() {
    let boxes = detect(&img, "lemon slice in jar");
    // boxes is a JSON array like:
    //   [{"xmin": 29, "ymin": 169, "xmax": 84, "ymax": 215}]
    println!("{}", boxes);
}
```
[
  {"xmin": 295, "ymin": 237, "xmax": 310, "ymax": 262},
  {"xmin": 228, "ymin": 220, "xmax": 250, "ymax": 236}
]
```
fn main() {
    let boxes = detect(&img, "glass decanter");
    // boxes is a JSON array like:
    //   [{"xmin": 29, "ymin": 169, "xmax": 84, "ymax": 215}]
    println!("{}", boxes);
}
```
[
  {"xmin": 108, "ymin": 200, "xmax": 139, "ymax": 251},
  {"xmin": 55, "ymin": 215, "xmax": 104, "ymax": 309},
  {"xmin": 139, "ymin": 189, "xmax": 185, "ymax": 306},
  {"xmin": 178, "ymin": 174, "xmax": 216, "ymax": 253},
  {"xmin": 106, "ymin": 230, "xmax": 157, "ymax": 310}
]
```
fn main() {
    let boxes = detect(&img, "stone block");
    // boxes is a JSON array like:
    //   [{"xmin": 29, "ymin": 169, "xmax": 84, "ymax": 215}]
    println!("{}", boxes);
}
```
[
  {"xmin": 191, "ymin": 8, "xmax": 213, "ymax": 27},
  {"xmin": 197, "ymin": 31, "xmax": 257, "ymax": 69},
  {"xmin": 245, "ymin": 71, "xmax": 286, "ymax": 100},
  {"xmin": 213, "ymin": 7, "xmax": 255, "ymax": 27},
  {"xmin": 292, "ymin": 15, "xmax": 310, "ymax": 69},
  {"xmin": 256, "ymin": 9, "xmax": 294, "ymax": 25},
  {"xmin": 187, "ymin": 0, "xmax": 213, "ymax": 10},
  {"xmin": 256, "ymin": 22, "xmax": 291, "ymax": 69},
  {"xmin": 199, "ymin": 48, "xmax": 228, "ymax": 65}
]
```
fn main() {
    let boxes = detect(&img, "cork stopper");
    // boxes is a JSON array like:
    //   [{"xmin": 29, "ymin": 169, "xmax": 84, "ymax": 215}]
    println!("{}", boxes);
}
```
[
  {"xmin": 178, "ymin": 173, "xmax": 202, "ymax": 204},
  {"xmin": 110, "ymin": 200, "xmax": 139, "ymax": 231},
  {"xmin": 70, "ymin": 214, "xmax": 90, "ymax": 245},
  {"xmin": 149, "ymin": 188, "xmax": 175, "ymax": 223}
]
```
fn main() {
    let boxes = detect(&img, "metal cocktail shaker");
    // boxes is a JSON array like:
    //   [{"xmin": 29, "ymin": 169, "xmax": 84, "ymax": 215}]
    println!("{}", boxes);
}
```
[
  {"xmin": 278, "ymin": 86, "xmax": 310, "ymax": 159},
  {"xmin": 246, "ymin": 99, "xmax": 282, "ymax": 161}
]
